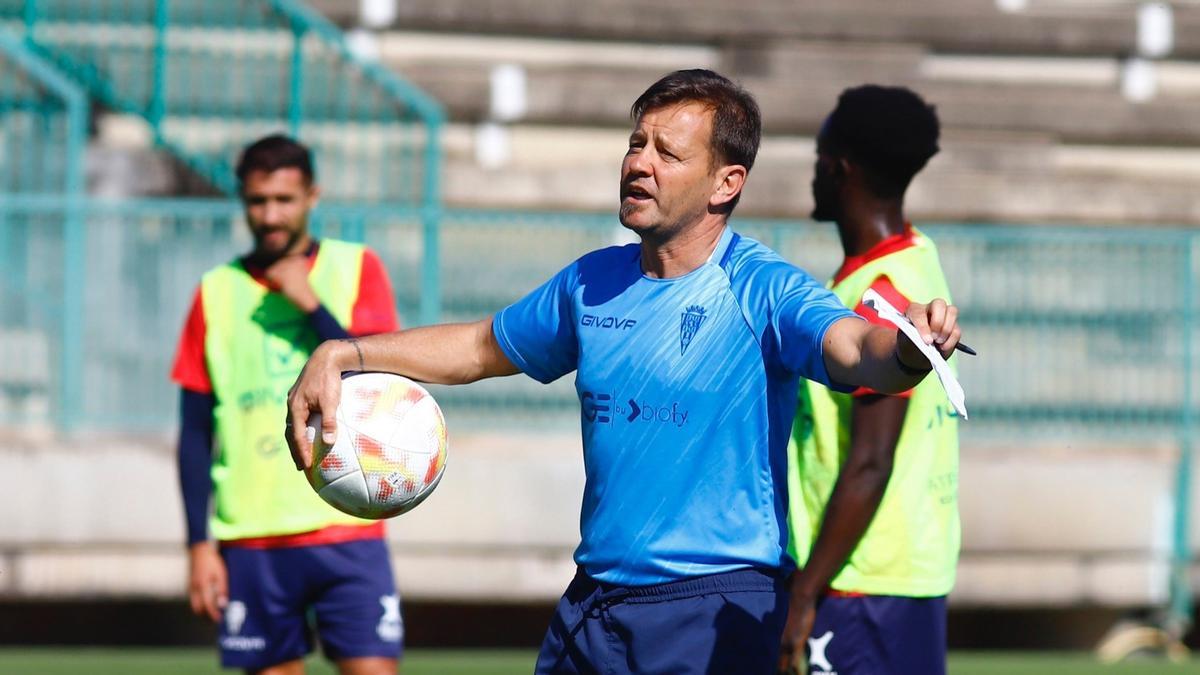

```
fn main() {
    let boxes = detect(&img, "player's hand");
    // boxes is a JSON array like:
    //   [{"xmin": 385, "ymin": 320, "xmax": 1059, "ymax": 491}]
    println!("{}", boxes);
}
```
[
  {"xmin": 898, "ymin": 297, "xmax": 960, "ymax": 368},
  {"xmin": 286, "ymin": 340, "xmax": 349, "ymax": 470},
  {"xmin": 778, "ymin": 581, "xmax": 817, "ymax": 674},
  {"xmin": 187, "ymin": 541, "xmax": 228, "ymax": 623},
  {"xmin": 264, "ymin": 254, "xmax": 319, "ymax": 313}
]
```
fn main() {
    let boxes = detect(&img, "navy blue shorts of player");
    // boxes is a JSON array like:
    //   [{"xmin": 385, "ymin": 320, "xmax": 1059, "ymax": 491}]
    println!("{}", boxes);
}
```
[
  {"xmin": 535, "ymin": 568, "xmax": 787, "ymax": 675},
  {"xmin": 218, "ymin": 538, "xmax": 402, "ymax": 669},
  {"xmin": 806, "ymin": 594, "xmax": 947, "ymax": 675}
]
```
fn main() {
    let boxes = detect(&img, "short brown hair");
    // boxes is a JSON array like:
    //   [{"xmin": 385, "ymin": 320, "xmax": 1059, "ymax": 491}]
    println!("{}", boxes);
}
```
[
  {"xmin": 235, "ymin": 134, "xmax": 314, "ymax": 186},
  {"xmin": 631, "ymin": 69, "xmax": 762, "ymax": 213}
]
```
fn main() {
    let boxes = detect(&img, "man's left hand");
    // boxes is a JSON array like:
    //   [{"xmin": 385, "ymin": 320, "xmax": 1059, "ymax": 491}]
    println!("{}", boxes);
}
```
[
  {"xmin": 778, "ymin": 581, "xmax": 816, "ymax": 674},
  {"xmin": 264, "ymin": 255, "xmax": 319, "ymax": 312},
  {"xmin": 897, "ymin": 298, "xmax": 960, "ymax": 369}
]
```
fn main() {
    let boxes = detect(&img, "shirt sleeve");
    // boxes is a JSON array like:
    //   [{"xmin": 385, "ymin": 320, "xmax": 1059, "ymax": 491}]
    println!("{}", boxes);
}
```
[
  {"xmin": 170, "ymin": 287, "xmax": 212, "ymax": 394},
  {"xmin": 850, "ymin": 275, "xmax": 913, "ymax": 399},
  {"xmin": 349, "ymin": 248, "xmax": 400, "ymax": 336},
  {"xmin": 308, "ymin": 304, "xmax": 352, "ymax": 342},
  {"xmin": 771, "ymin": 266, "xmax": 860, "ymax": 392},
  {"xmin": 491, "ymin": 263, "xmax": 579, "ymax": 384},
  {"xmin": 177, "ymin": 388, "xmax": 215, "ymax": 545}
]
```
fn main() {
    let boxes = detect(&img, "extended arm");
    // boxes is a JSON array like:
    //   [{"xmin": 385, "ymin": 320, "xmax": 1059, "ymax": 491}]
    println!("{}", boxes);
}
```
[
  {"xmin": 286, "ymin": 317, "xmax": 519, "ymax": 468},
  {"xmin": 821, "ymin": 298, "xmax": 959, "ymax": 393}
]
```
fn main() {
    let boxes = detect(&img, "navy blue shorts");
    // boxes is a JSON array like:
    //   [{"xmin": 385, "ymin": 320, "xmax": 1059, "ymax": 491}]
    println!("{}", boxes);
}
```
[
  {"xmin": 535, "ymin": 567, "xmax": 787, "ymax": 675},
  {"xmin": 218, "ymin": 538, "xmax": 403, "ymax": 670},
  {"xmin": 806, "ymin": 594, "xmax": 947, "ymax": 675}
]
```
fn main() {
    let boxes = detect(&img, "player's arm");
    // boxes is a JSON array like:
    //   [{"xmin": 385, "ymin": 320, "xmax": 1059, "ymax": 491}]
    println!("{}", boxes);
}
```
[
  {"xmin": 176, "ymin": 388, "xmax": 228, "ymax": 623},
  {"xmin": 307, "ymin": 305, "xmax": 352, "ymax": 341},
  {"xmin": 346, "ymin": 248, "xmax": 401, "ymax": 336},
  {"xmin": 286, "ymin": 318, "xmax": 519, "ymax": 469},
  {"xmin": 779, "ymin": 393, "xmax": 908, "ymax": 671},
  {"xmin": 274, "ymin": 249, "xmax": 400, "ymax": 340},
  {"xmin": 178, "ymin": 389, "xmax": 215, "ymax": 548},
  {"xmin": 171, "ymin": 288, "xmax": 227, "ymax": 623},
  {"xmin": 821, "ymin": 298, "xmax": 959, "ymax": 393},
  {"xmin": 264, "ymin": 254, "xmax": 354, "ymax": 341}
]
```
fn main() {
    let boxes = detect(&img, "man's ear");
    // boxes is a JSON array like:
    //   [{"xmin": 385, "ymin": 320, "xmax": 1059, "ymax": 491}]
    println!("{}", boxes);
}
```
[
  {"xmin": 835, "ymin": 156, "xmax": 852, "ymax": 180},
  {"xmin": 711, "ymin": 164, "xmax": 748, "ymax": 210}
]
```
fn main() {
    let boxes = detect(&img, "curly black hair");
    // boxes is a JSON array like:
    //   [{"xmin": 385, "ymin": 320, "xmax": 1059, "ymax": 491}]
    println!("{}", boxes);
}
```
[{"xmin": 824, "ymin": 85, "xmax": 940, "ymax": 199}]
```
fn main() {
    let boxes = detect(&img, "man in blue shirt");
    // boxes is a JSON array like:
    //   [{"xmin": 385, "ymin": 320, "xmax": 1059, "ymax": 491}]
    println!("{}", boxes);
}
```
[{"xmin": 286, "ymin": 69, "xmax": 963, "ymax": 674}]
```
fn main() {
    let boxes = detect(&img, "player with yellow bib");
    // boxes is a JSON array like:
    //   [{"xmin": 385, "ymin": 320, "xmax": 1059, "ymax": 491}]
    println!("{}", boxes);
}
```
[
  {"xmin": 171, "ymin": 136, "xmax": 402, "ymax": 674},
  {"xmin": 779, "ymin": 86, "xmax": 960, "ymax": 675}
]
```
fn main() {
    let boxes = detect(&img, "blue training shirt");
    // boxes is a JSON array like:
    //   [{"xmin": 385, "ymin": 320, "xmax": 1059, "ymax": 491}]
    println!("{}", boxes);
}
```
[{"xmin": 493, "ymin": 227, "xmax": 857, "ymax": 585}]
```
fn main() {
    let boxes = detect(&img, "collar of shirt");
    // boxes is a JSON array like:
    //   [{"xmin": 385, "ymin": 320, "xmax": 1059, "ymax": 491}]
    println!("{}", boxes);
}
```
[
  {"xmin": 239, "ymin": 239, "xmax": 320, "ymax": 290},
  {"xmin": 832, "ymin": 223, "xmax": 916, "ymax": 285}
]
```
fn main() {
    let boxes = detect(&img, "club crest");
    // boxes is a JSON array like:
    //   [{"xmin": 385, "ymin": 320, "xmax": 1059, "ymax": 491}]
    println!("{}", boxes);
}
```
[
  {"xmin": 680, "ymin": 305, "xmax": 708, "ymax": 355},
  {"xmin": 225, "ymin": 600, "xmax": 247, "ymax": 636}
]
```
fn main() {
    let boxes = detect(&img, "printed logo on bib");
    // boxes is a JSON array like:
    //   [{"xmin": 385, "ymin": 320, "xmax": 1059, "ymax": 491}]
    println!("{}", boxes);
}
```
[{"xmin": 261, "ymin": 318, "xmax": 319, "ymax": 378}]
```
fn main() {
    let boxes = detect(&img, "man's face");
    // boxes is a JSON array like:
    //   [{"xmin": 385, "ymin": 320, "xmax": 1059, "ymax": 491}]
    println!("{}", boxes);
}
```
[
  {"xmin": 241, "ymin": 167, "xmax": 318, "ymax": 262},
  {"xmin": 619, "ymin": 102, "xmax": 723, "ymax": 239},
  {"xmin": 810, "ymin": 126, "xmax": 842, "ymax": 223}
]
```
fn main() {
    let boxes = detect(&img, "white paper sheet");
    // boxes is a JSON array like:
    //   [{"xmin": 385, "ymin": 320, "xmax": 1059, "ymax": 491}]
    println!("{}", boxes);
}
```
[{"xmin": 862, "ymin": 289, "xmax": 968, "ymax": 420}]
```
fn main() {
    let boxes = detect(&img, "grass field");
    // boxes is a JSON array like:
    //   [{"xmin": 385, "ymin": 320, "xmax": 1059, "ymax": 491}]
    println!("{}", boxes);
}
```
[{"xmin": 2, "ymin": 649, "xmax": 1200, "ymax": 674}]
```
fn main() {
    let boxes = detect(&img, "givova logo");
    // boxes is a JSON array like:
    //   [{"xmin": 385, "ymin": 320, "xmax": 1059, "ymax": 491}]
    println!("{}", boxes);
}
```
[{"xmin": 581, "ymin": 314, "xmax": 638, "ymax": 330}]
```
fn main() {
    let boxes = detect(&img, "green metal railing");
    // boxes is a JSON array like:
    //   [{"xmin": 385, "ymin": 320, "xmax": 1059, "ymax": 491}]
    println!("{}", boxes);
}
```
[
  {"xmin": 0, "ymin": 31, "xmax": 87, "ymax": 432},
  {"xmin": 4, "ymin": 0, "xmax": 446, "ymax": 323},
  {"xmin": 0, "ymin": 28, "xmax": 84, "ymax": 194},
  {"xmin": 1, "ymin": 197, "xmax": 1195, "ymax": 436},
  {"xmin": 0, "ymin": 195, "xmax": 1195, "ymax": 627}
]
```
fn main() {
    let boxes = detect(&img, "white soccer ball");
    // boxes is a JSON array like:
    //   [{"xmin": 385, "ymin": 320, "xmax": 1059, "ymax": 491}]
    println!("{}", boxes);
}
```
[{"xmin": 305, "ymin": 372, "xmax": 448, "ymax": 519}]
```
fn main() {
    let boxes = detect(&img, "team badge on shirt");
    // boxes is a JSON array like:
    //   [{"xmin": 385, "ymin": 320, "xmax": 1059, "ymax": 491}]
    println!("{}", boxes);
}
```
[{"xmin": 680, "ymin": 305, "xmax": 708, "ymax": 355}]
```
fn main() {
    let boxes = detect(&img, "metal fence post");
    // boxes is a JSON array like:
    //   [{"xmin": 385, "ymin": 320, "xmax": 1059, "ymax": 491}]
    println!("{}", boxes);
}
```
[
  {"xmin": 59, "ymin": 75, "xmax": 88, "ymax": 432},
  {"xmin": 0, "ymin": 31, "xmax": 88, "ymax": 429},
  {"xmin": 1169, "ymin": 234, "xmax": 1197, "ymax": 635},
  {"xmin": 419, "ymin": 117, "xmax": 443, "ymax": 326},
  {"xmin": 288, "ymin": 22, "xmax": 306, "ymax": 137},
  {"xmin": 23, "ymin": 0, "xmax": 38, "ymax": 42},
  {"xmin": 149, "ymin": 0, "xmax": 169, "ymax": 130}
]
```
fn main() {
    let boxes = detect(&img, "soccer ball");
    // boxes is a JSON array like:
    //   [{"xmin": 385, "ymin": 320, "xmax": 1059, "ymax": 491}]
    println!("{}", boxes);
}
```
[{"xmin": 305, "ymin": 372, "xmax": 448, "ymax": 519}]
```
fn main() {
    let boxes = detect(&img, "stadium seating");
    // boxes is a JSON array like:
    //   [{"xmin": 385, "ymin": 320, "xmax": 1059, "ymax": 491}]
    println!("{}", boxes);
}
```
[
  {"xmin": 20, "ymin": 0, "xmax": 1199, "ymax": 223},
  {"xmin": 378, "ymin": 37, "xmax": 1200, "ymax": 224},
  {"xmin": 310, "ymin": 0, "xmax": 1200, "ymax": 58}
]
